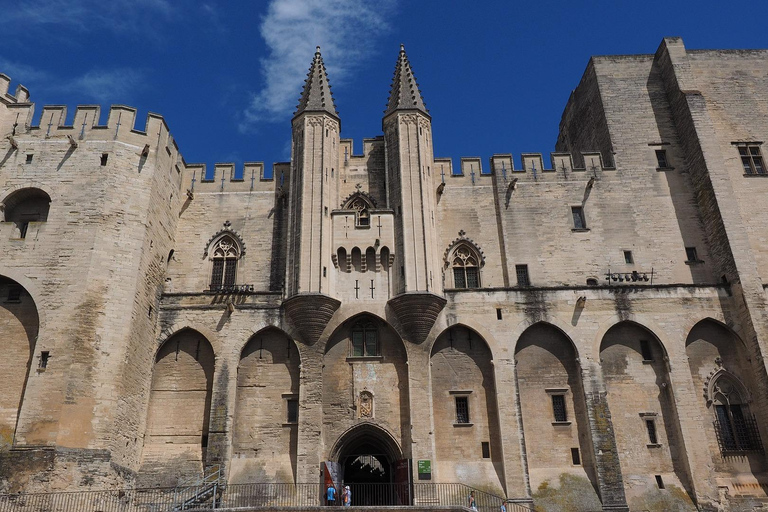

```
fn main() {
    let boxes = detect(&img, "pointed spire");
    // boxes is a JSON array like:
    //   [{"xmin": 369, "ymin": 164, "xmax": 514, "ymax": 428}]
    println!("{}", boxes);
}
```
[
  {"xmin": 385, "ymin": 44, "xmax": 429, "ymax": 118},
  {"xmin": 294, "ymin": 46, "xmax": 339, "ymax": 120}
]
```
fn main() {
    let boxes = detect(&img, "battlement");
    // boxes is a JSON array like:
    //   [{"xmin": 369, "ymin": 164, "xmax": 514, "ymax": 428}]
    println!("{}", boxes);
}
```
[
  {"xmin": 0, "ymin": 74, "xmax": 30, "ymax": 104},
  {"xmin": 181, "ymin": 161, "xmax": 280, "ymax": 194}
]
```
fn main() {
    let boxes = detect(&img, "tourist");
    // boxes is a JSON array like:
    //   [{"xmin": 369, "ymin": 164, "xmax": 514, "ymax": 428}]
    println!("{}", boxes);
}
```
[
  {"xmin": 343, "ymin": 485, "xmax": 351, "ymax": 506},
  {"xmin": 326, "ymin": 484, "xmax": 336, "ymax": 506},
  {"xmin": 468, "ymin": 491, "xmax": 477, "ymax": 511}
]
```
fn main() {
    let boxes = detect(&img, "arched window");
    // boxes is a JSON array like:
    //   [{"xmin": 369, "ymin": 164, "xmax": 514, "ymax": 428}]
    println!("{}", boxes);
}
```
[
  {"xmin": 342, "ymin": 193, "xmax": 375, "ymax": 228},
  {"xmin": 350, "ymin": 321, "xmax": 378, "ymax": 357},
  {"xmin": 452, "ymin": 244, "xmax": 480, "ymax": 288},
  {"xmin": 210, "ymin": 235, "xmax": 240, "ymax": 290},
  {"xmin": 711, "ymin": 374, "xmax": 762, "ymax": 452}
]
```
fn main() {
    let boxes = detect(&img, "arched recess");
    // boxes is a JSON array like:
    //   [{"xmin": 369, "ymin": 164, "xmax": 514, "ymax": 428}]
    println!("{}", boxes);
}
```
[
  {"xmin": 600, "ymin": 321, "xmax": 694, "ymax": 508},
  {"xmin": 430, "ymin": 325, "xmax": 503, "ymax": 492},
  {"xmin": 3, "ymin": 188, "xmax": 51, "ymax": 239},
  {"xmin": 140, "ymin": 329, "xmax": 215, "ymax": 486},
  {"xmin": 0, "ymin": 276, "xmax": 39, "ymax": 449},
  {"xmin": 322, "ymin": 314, "xmax": 410, "ymax": 469},
  {"xmin": 686, "ymin": 319, "xmax": 766, "ymax": 476},
  {"xmin": 514, "ymin": 322, "xmax": 601, "ymax": 508},
  {"xmin": 330, "ymin": 423, "xmax": 405, "ymax": 504},
  {"xmin": 231, "ymin": 328, "xmax": 300, "ymax": 484}
]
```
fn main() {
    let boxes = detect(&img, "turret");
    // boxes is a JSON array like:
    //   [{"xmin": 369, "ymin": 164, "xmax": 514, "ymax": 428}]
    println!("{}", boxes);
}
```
[
  {"xmin": 283, "ymin": 47, "xmax": 341, "ymax": 344},
  {"xmin": 383, "ymin": 45, "xmax": 446, "ymax": 343}
]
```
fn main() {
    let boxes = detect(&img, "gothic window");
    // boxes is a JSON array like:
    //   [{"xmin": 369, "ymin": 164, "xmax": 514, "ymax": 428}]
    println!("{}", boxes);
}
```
[
  {"xmin": 350, "ymin": 321, "xmax": 378, "ymax": 357},
  {"xmin": 342, "ymin": 192, "xmax": 375, "ymax": 228},
  {"xmin": 451, "ymin": 244, "xmax": 481, "ymax": 289},
  {"xmin": 711, "ymin": 374, "xmax": 763, "ymax": 453},
  {"xmin": 210, "ymin": 235, "xmax": 240, "ymax": 291}
]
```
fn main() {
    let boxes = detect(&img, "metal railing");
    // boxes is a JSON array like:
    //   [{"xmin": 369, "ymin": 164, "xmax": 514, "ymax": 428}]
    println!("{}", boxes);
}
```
[{"xmin": 0, "ymin": 482, "xmax": 533, "ymax": 511}]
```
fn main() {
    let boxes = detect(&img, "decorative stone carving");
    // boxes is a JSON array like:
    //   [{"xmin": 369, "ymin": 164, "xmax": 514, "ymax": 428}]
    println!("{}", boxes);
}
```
[
  {"xmin": 204, "ymin": 220, "xmax": 246, "ymax": 259},
  {"xmin": 359, "ymin": 390, "xmax": 373, "ymax": 419}
]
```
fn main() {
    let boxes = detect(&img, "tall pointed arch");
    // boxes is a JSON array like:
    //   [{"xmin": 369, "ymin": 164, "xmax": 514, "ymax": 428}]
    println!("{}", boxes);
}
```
[
  {"xmin": 341, "ymin": 191, "xmax": 376, "ymax": 228},
  {"xmin": 444, "ymin": 231, "xmax": 485, "ymax": 289},
  {"xmin": 204, "ymin": 221, "xmax": 245, "ymax": 291}
]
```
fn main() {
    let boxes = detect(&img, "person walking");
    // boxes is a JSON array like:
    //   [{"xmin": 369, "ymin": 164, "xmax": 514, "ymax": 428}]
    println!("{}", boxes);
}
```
[{"xmin": 326, "ymin": 484, "xmax": 337, "ymax": 506}]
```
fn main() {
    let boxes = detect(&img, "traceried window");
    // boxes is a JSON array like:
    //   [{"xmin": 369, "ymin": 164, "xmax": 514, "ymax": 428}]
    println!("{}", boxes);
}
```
[
  {"xmin": 210, "ymin": 235, "xmax": 240, "ymax": 290},
  {"xmin": 738, "ymin": 144, "xmax": 765, "ymax": 175},
  {"xmin": 452, "ymin": 245, "xmax": 480, "ymax": 289},
  {"xmin": 711, "ymin": 374, "xmax": 763, "ymax": 453},
  {"xmin": 350, "ymin": 321, "xmax": 378, "ymax": 357},
  {"xmin": 344, "ymin": 194, "xmax": 374, "ymax": 228}
]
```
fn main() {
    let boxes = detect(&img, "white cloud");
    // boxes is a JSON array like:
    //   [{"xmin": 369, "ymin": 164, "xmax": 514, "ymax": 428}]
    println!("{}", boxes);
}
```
[
  {"xmin": 0, "ymin": 0, "xmax": 174, "ymax": 33},
  {"xmin": 0, "ymin": 58, "xmax": 144, "ymax": 104},
  {"xmin": 242, "ymin": 0, "xmax": 397, "ymax": 128},
  {"xmin": 62, "ymin": 68, "xmax": 145, "ymax": 103}
]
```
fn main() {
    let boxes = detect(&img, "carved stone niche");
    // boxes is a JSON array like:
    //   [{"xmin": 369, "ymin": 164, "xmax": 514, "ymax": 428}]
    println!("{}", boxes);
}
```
[{"xmin": 359, "ymin": 390, "xmax": 374, "ymax": 419}]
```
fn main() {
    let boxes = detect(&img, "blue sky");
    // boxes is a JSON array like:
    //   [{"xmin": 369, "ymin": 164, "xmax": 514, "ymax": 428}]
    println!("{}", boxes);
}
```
[{"xmin": 2, "ymin": 1, "xmax": 768, "ymax": 177}]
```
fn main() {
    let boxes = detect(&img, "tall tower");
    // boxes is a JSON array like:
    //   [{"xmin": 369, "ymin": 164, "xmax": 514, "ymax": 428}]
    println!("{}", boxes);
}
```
[
  {"xmin": 383, "ymin": 45, "xmax": 446, "ymax": 343},
  {"xmin": 284, "ymin": 47, "xmax": 341, "ymax": 344}
]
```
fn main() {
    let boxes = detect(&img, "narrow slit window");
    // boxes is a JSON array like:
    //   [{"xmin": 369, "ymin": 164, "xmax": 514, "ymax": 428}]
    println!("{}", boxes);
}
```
[
  {"xmin": 552, "ymin": 394, "xmax": 567, "ymax": 422},
  {"xmin": 646, "ymin": 419, "xmax": 658, "ymax": 444},
  {"xmin": 655, "ymin": 475, "xmax": 665, "ymax": 489},
  {"xmin": 455, "ymin": 396, "xmax": 470, "ymax": 424},
  {"xmin": 39, "ymin": 351, "xmax": 50, "ymax": 369},
  {"xmin": 655, "ymin": 149, "xmax": 669, "ymax": 168},
  {"xmin": 571, "ymin": 206, "xmax": 586, "ymax": 229},
  {"xmin": 640, "ymin": 339, "xmax": 653, "ymax": 361},
  {"xmin": 100, "ymin": 153, "xmax": 108, "ymax": 166},
  {"xmin": 481, "ymin": 442, "xmax": 490, "ymax": 459},
  {"xmin": 496, "ymin": 308, "xmax": 502, "ymax": 320},
  {"xmin": 25, "ymin": 154, "xmax": 33, "ymax": 164},
  {"xmin": 287, "ymin": 398, "xmax": 299, "ymax": 423},
  {"xmin": 624, "ymin": 250, "xmax": 634, "ymax": 264},
  {"xmin": 685, "ymin": 247, "xmax": 698, "ymax": 262},
  {"xmin": 571, "ymin": 448, "xmax": 581, "ymax": 465}
]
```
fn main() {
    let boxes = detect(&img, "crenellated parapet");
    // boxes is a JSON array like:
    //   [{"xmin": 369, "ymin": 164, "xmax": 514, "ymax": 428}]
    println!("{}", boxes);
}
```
[{"xmin": 180, "ymin": 161, "xmax": 279, "ymax": 195}]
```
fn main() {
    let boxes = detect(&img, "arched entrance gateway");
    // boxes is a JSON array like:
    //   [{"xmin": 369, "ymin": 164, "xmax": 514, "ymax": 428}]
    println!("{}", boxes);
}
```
[{"xmin": 328, "ymin": 423, "xmax": 409, "ymax": 506}]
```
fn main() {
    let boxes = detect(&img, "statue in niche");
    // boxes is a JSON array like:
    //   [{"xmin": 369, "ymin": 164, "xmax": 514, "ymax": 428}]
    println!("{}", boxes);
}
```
[{"xmin": 359, "ymin": 390, "xmax": 373, "ymax": 419}]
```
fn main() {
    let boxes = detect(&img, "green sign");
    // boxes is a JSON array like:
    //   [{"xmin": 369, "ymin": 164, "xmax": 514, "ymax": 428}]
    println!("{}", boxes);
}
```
[{"xmin": 417, "ymin": 460, "xmax": 431, "ymax": 474}]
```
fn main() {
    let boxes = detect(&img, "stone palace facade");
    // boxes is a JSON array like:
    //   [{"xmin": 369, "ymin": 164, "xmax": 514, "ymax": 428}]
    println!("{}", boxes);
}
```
[{"xmin": 1, "ymin": 37, "xmax": 768, "ymax": 511}]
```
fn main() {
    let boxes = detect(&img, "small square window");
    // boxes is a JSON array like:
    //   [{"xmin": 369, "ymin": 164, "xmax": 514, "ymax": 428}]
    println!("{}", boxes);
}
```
[
  {"xmin": 655, "ymin": 149, "xmax": 669, "ymax": 168},
  {"xmin": 7, "ymin": 286, "xmax": 22, "ymax": 302},
  {"xmin": 551, "ymin": 394, "xmax": 567, "ymax": 422},
  {"xmin": 571, "ymin": 206, "xmax": 586, "ymax": 230},
  {"xmin": 455, "ymin": 396, "xmax": 470, "ymax": 424},
  {"xmin": 515, "ymin": 265, "xmax": 530, "ymax": 287},
  {"xmin": 100, "ymin": 153, "xmax": 108, "ymax": 166},
  {"xmin": 25, "ymin": 154, "xmax": 33, "ymax": 164},
  {"xmin": 481, "ymin": 442, "xmax": 490, "ymax": 459},
  {"xmin": 738, "ymin": 144, "xmax": 765, "ymax": 175},
  {"xmin": 685, "ymin": 247, "xmax": 698, "ymax": 262},
  {"xmin": 287, "ymin": 398, "xmax": 299, "ymax": 423},
  {"xmin": 624, "ymin": 250, "xmax": 634, "ymax": 264}
]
